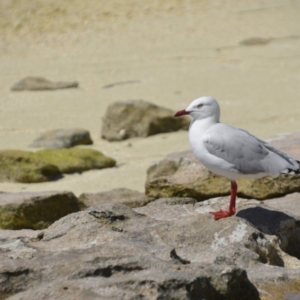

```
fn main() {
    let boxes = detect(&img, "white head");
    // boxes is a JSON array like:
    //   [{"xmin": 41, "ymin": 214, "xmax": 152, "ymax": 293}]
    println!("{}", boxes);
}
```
[{"xmin": 174, "ymin": 96, "xmax": 220, "ymax": 122}]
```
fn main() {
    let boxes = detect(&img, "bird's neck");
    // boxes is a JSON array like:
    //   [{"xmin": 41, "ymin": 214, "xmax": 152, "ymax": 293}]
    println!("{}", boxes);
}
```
[{"xmin": 190, "ymin": 116, "xmax": 218, "ymax": 136}]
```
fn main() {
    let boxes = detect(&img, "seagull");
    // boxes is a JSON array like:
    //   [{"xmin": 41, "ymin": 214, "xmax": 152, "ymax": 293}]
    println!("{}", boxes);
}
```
[{"xmin": 174, "ymin": 96, "xmax": 300, "ymax": 220}]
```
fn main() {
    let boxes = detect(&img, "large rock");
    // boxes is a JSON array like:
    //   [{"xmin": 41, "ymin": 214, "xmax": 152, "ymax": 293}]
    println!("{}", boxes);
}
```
[
  {"xmin": 6, "ymin": 264, "xmax": 258, "ymax": 300},
  {"xmin": 0, "ymin": 150, "xmax": 61, "ymax": 183},
  {"xmin": 0, "ymin": 201, "xmax": 266, "ymax": 299},
  {"xmin": 0, "ymin": 229, "xmax": 40, "ymax": 260},
  {"xmin": 146, "ymin": 132, "xmax": 300, "ymax": 200},
  {"xmin": 35, "ymin": 148, "xmax": 116, "ymax": 173},
  {"xmin": 79, "ymin": 188, "xmax": 154, "ymax": 208},
  {"xmin": 29, "ymin": 128, "xmax": 93, "ymax": 149},
  {"xmin": 2, "ymin": 194, "xmax": 300, "ymax": 298},
  {"xmin": 101, "ymin": 100, "xmax": 190, "ymax": 141},
  {"xmin": 0, "ymin": 191, "xmax": 84, "ymax": 230},
  {"xmin": 11, "ymin": 76, "xmax": 79, "ymax": 91},
  {"xmin": 146, "ymin": 151, "xmax": 229, "ymax": 200},
  {"xmin": 2, "ymin": 193, "xmax": 300, "ymax": 298}
]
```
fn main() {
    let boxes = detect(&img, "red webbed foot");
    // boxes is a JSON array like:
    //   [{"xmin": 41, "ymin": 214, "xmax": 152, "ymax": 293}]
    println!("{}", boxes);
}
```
[
  {"xmin": 210, "ymin": 181, "xmax": 237, "ymax": 220},
  {"xmin": 210, "ymin": 209, "xmax": 236, "ymax": 221}
]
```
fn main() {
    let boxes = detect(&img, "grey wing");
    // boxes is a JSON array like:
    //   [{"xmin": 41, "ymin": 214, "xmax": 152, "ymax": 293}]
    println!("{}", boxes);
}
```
[{"xmin": 203, "ymin": 124, "xmax": 298, "ymax": 176}]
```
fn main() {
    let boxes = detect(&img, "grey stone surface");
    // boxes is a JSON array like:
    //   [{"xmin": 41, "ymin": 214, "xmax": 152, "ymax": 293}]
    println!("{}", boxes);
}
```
[
  {"xmin": 0, "ymin": 201, "xmax": 265, "ymax": 299},
  {"xmin": 11, "ymin": 76, "xmax": 78, "ymax": 91},
  {"xmin": 1, "ymin": 194, "xmax": 300, "ymax": 299},
  {"xmin": 29, "ymin": 128, "xmax": 93, "ymax": 149},
  {"xmin": 261, "ymin": 193, "xmax": 300, "ymax": 219},
  {"xmin": 79, "ymin": 188, "xmax": 154, "ymax": 208}
]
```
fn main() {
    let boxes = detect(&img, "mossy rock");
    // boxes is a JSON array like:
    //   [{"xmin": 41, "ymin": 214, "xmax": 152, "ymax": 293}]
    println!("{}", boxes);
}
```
[
  {"xmin": 146, "ymin": 150, "xmax": 300, "ymax": 200},
  {"xmin": 0, "ymin": 150, "xmax": 61, "ymax": 183},
  {"xmin": 0, "ymin": 191, "xmax": 84, "ymax": 230},
  {"xmin": 35, "ymin": 148, "xmax": 116, "ymax": 173},
  {"xmin": 101, "ymin": 100, "xmax": 190, "ymax": 141}
]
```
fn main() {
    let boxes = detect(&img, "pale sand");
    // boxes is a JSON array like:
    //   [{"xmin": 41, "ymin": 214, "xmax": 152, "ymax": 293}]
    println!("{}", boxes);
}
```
[{"xmin": 0, "ymin": 0, "xmax": 299, "ymax": 196}]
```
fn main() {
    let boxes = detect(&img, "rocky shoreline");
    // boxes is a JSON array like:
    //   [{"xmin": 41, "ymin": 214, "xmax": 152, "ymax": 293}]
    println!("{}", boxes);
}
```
[{"xmin": 0, "ymin": 130, "xmax": 300, "ymax": 299}]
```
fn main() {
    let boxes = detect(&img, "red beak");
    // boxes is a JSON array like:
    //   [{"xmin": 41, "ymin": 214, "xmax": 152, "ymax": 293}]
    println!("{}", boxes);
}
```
[{"xmin": 174, "ymin": 109, "xmax": 189, "ymax": 117}]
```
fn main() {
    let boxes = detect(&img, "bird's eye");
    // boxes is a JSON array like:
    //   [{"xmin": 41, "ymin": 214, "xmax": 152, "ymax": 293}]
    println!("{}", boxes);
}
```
[{"xmin": 197, "ymin": 104, "xmax": 203, "ymax": 108}]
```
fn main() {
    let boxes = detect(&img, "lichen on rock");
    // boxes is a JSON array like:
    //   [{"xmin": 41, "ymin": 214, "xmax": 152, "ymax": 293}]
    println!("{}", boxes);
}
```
[
  {"xmin": 0, "ymin": 150, "xmax": 61, "ymax": 183},
  {"xmin": 35, "ymin": 148, "xmax": 116, "ymax": 173},
  {"xmin": 0, "ymin": 148, "xmax": 116, "ymax": 183}
]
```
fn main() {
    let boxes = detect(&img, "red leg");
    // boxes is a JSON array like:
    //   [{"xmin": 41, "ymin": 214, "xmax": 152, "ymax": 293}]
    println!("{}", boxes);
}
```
[{"xmin": 210, "ymin": 181, "xmax": 237, "ymax": 220}]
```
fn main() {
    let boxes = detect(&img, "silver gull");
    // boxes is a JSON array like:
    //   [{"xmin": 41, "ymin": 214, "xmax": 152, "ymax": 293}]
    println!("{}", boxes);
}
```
[{"xmin": 174, "ymin": 96, "xmax": 300, "ymax": 220}]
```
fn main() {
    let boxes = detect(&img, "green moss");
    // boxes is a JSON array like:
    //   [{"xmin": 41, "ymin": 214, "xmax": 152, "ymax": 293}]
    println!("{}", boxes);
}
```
[
  {"xmin": 0, "ymin": 148, "xmax": 116, "ymax": 183},
  {"xmin": 35, "ymin": 148, "xmax": 116, "ymax": 173},
  {"xmin": 0, "ymin": 192, "xmax": 83, "ymax": 230},
  {"xmin": 0, "ymin": 150, "xmax": 61, "ymax": 183}
]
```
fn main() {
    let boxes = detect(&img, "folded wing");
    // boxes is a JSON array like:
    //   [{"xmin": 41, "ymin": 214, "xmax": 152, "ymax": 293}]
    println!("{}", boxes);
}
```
[{"xmin": 203, "ymin": 124, "xmax": 299, "ymax": 177}]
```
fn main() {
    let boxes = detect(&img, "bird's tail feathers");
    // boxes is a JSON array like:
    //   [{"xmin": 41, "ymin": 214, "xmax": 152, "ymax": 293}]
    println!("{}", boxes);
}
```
[{"xmin": 281, "ymin": 160, "xmax": 300, "ymax": 175}]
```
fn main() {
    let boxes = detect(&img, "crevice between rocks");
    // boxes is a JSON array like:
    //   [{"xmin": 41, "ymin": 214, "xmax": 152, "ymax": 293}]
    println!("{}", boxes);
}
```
[
  {"xmin": 71, "ymin": 264, "xmax": 144, "ymax": 279},
  {"xmin": 170, "ymin": 248, "xmax": 190, "ymax": 265},
  {"xmin": 238, "ymin": 207, "xmax": 300, "ymax": 267}
]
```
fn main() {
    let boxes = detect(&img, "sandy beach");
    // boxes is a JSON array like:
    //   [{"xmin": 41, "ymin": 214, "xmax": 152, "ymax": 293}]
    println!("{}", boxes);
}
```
[{"xmin": 0, "ymin": 0, "xmax": 299, "ymax": 196}]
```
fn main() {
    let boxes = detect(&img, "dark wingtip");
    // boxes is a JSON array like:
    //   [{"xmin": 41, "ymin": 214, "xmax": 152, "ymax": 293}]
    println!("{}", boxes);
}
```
[
  {"xmin": 285, "ymin": 160, "xmax": 300, "ymax": 175},
  {"xmin": 296, "ymin": 160, "xmax": 300, "ymax": 174}
]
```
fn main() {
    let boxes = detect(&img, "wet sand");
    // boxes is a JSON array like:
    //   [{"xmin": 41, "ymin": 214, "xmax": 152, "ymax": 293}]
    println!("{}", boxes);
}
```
[{"xmin": 0, "ymin": 0, "xmax": 299, "ymax": 195}]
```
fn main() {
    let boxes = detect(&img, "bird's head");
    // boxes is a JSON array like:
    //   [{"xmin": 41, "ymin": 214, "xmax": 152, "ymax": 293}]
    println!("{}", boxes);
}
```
[{"xmin": 174, "ymin": 96, "xmax": 220, "ymax": 122}]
